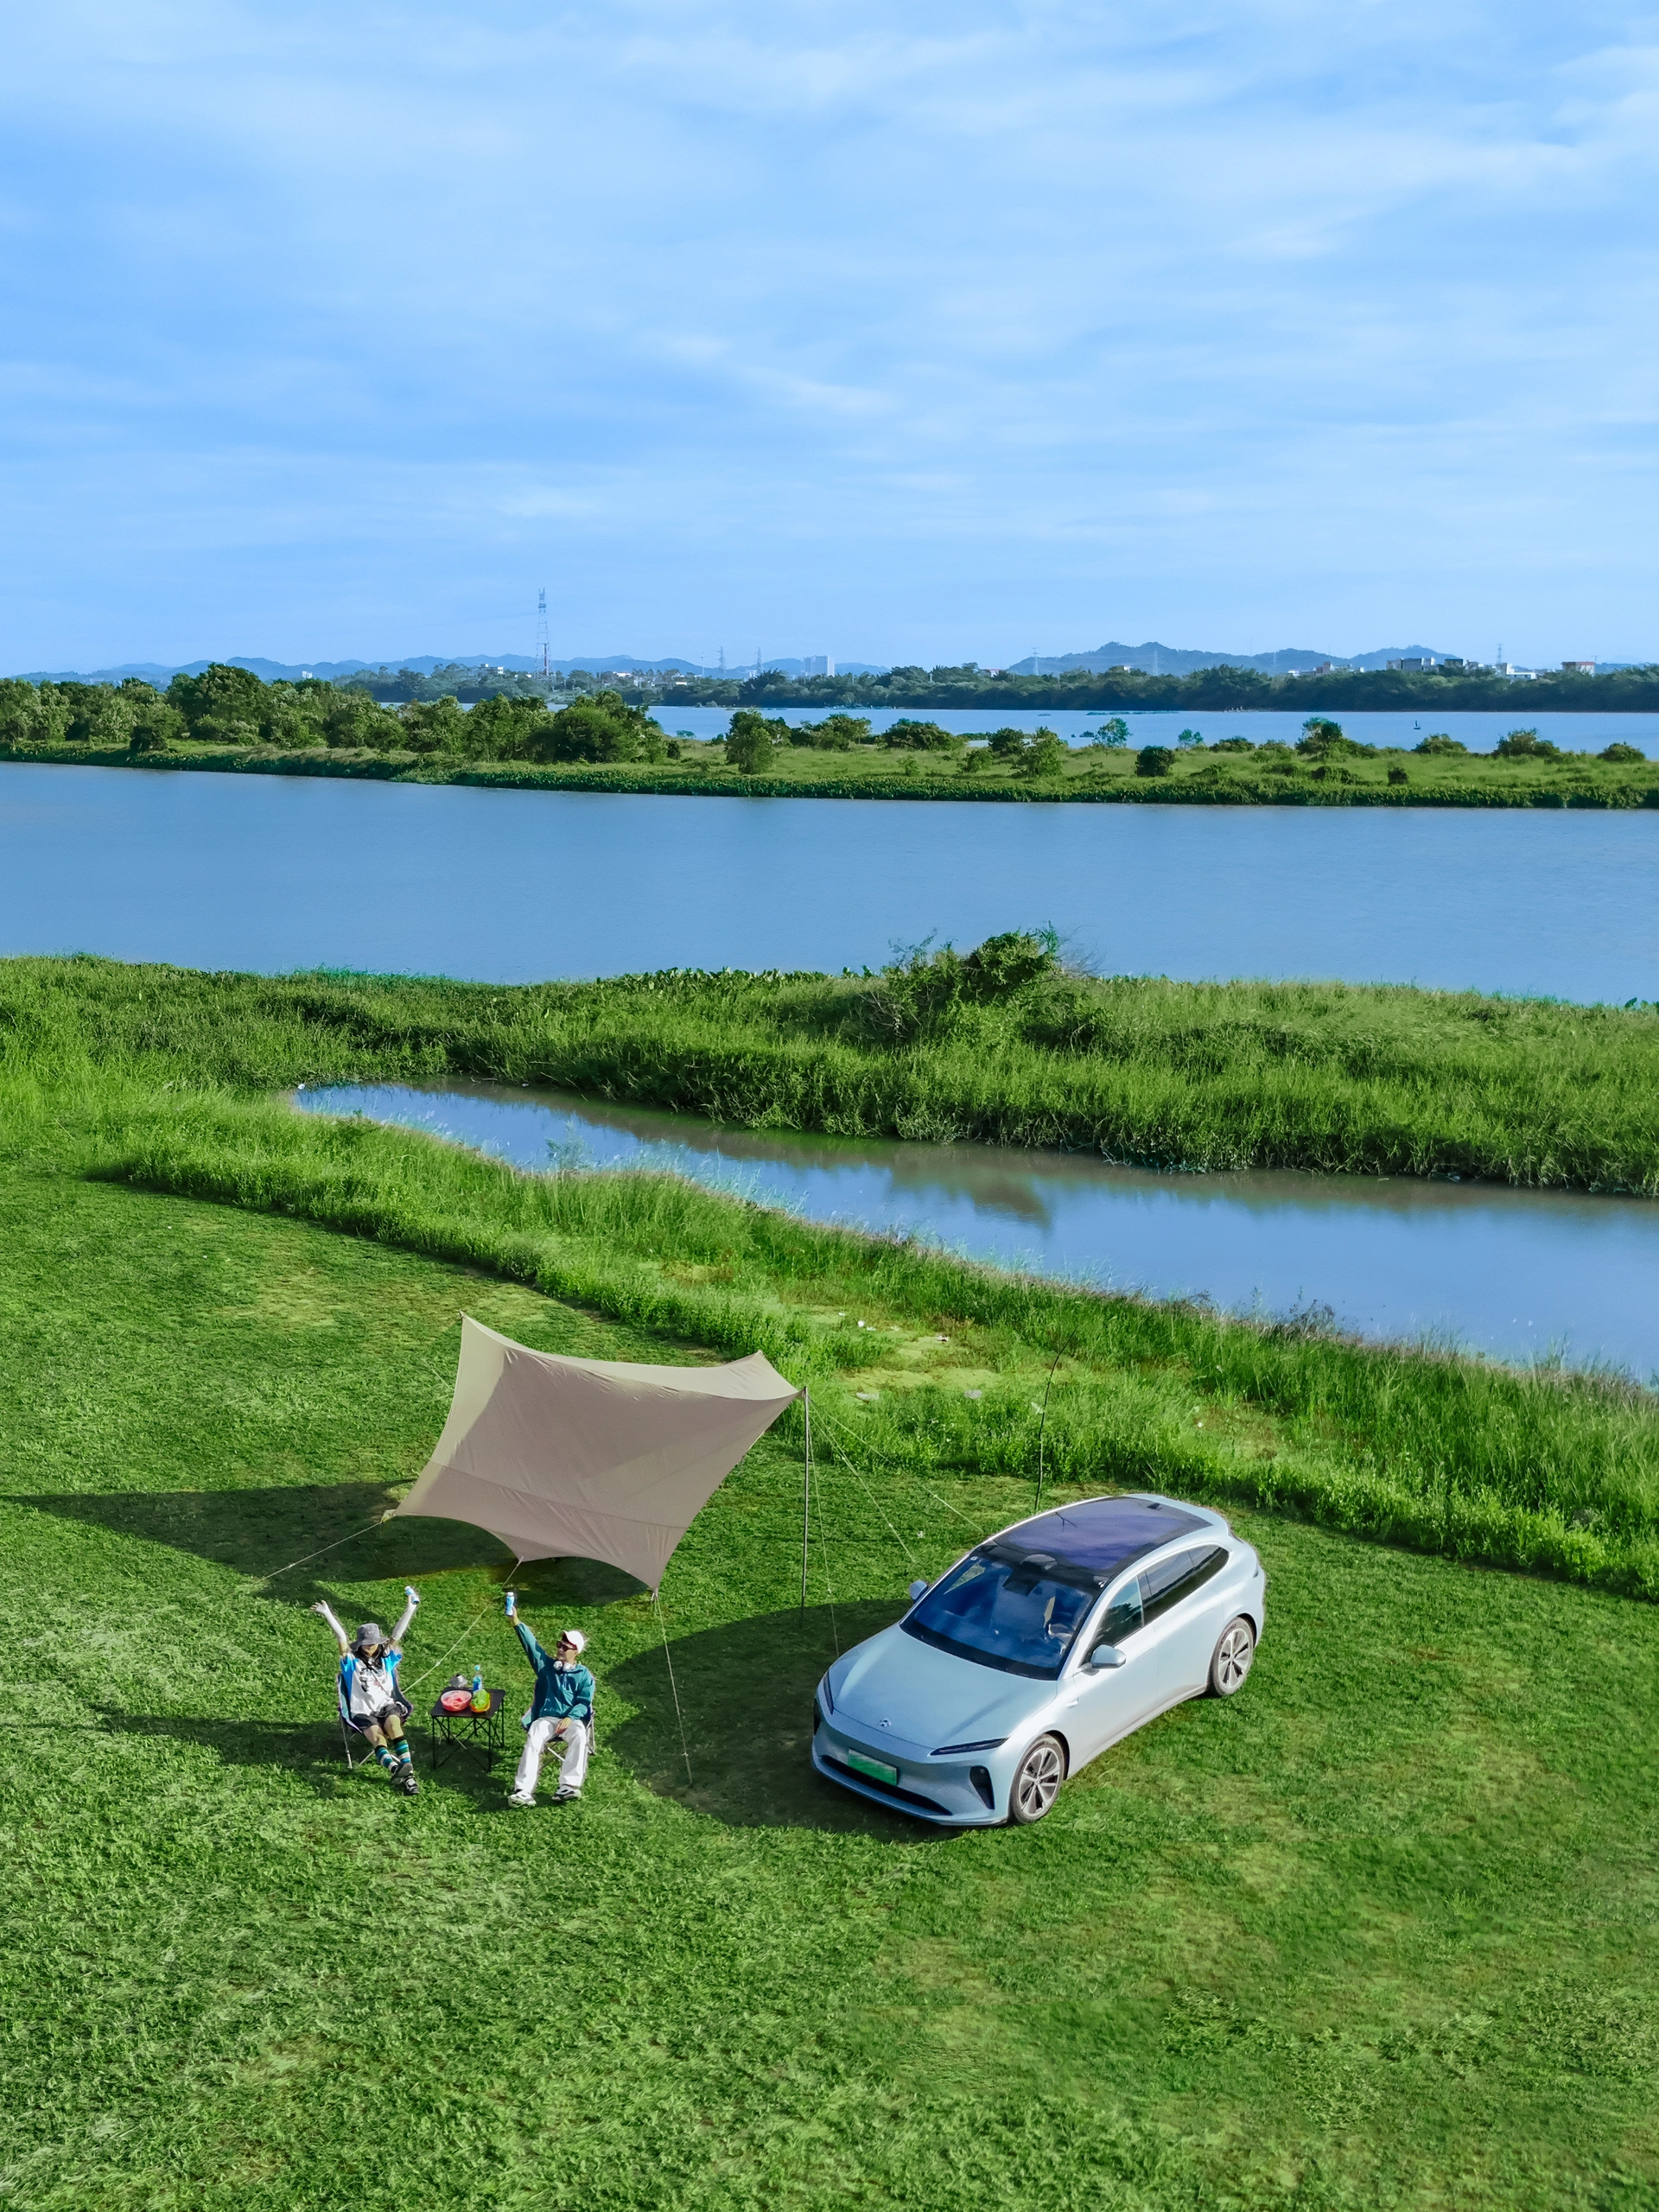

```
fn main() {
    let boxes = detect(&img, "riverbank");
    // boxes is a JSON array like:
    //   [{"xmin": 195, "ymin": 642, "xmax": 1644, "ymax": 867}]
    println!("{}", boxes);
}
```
[
  {"xmin": 20, "ymin": 944, "xmax": 1653, "ymax": 1191},
  {"xmin": 8, "ymin": 736, "xmax": 1659, "ymax": 806},
  {"xmin": 7, "ymin": 950, "xmax": 1659, "ymax": 1599}
]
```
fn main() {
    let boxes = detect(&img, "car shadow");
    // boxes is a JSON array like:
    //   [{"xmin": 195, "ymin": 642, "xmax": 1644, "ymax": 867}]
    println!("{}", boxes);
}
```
[{"xmin": 605, "ymin": 1602, "xmax": 963, "ymax": 1840}]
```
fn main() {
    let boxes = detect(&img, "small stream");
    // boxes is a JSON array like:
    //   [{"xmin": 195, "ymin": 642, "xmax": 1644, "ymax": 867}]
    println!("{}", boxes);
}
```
[{"xmin": 295, "ymin": 1081, "xmax": 1659, "ymax": 1379}]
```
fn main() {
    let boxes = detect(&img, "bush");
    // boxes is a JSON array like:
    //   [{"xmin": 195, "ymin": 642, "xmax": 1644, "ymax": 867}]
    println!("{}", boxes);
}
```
[
  {"xmin": 1298, "ymin": 716, "xmax": 1364, "ymax": 760},
  {"xmin": 1017, "ymin": 729, "xmax": 1066, "ymax": 779},
  {"xmin": 1210, "ymin": 736, "xmax": 1255, "ymax": 753},
  {"xmin": 1388, "ymin": 765, "xmax": 1409, "ymax": 785},
  {"xmin": 1599, "ymin": 741, "xmax": 1646, "ymax": 764},
  {"xmin": 1495, "ymin": 728, "xmax": 1561, "ymax": 760},
  {"xmin": 127, "ymin": 700, "xmax": 183, "ymax": 755},
  {"xmin": 724, "ymin": 709, "xmax": 785, "ymax": 774},
  {"xmin": 1413, "ymin": 732, "xmax": 1467, "ymax": 756},
  {"xmin": 167, "ymin": 663, "xmax": 265, "ymax": 739},
  {"xmin": 986, "ymin": 727, "xmax": 1031, "ymax": 759},
  {"xmin": 396, "ymin": 696, "xmax": 470, "ymax": 756},
  {"xmin": 793, "ymin": 714, "xmax": 869, "ymax": 750},
  {"xmin": 1135, "ymin": 746, "xmax": 1173, "ymax": 778},
  {"xmin": 1175, "ymin": 728, "xmax": 1204, "ymax": 748},
  {"xmin": 527, "ymin": 692, "xmax": 667, "ymax": 766},
  {"xmin": 882, "ymin": 719, "xmax": 961, "ymax": 753},
  {"xmin": 1093, "ymin": 717, "xmax": 1130, "ymax": 747}
]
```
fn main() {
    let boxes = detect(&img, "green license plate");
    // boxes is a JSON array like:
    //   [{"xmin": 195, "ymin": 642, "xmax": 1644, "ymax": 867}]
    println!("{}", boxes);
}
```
[{"xmin": 845, "ymin": 1747, "xmax": 901, "ymax": 1786}]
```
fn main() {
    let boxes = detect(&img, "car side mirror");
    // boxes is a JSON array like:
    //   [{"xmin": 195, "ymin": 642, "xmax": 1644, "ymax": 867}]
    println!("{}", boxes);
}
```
[
  {"xmin": 907, "ymin": 1579, "xmax": 929, "ymax": 1602},
  {"xmin": 1089, "ymin": 1643, "xmax": 1126, "ymax": 1669}
]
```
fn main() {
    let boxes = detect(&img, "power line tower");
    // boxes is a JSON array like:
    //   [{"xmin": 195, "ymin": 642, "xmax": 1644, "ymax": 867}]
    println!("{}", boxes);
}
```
[{"xmin": 536, "ymin": 587, "xmax": 550, "ymax": 680}]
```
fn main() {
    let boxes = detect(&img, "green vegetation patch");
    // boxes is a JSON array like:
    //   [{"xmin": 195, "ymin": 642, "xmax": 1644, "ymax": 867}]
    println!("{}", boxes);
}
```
[{"xmin": 2, "ymin": 1161, "xmax": 1657, "ymax": 2208}]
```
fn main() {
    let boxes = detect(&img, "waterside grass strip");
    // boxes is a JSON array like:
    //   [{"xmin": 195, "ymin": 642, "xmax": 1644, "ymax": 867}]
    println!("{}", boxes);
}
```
[
  {"xmin": 12, "ymin": 954, "xmax": 1657, "ymax": 1195},
  {"xmin": 5, "ymin": 740, "xmax": 1659, "ymax": 808}
]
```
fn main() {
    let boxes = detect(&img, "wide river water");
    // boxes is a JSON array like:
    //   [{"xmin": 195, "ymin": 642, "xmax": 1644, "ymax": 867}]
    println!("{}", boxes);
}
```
[
  {"xmin": 297, "ymin": 1081, "xmax": 1659, "ymax": 1379},
  {"xmin": 3, "ymin": 761, "xmax": 1658, "ymax": 1000}
]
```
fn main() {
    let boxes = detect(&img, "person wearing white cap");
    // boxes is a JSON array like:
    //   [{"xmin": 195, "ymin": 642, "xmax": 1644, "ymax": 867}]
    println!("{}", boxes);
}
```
[{"xmin": 504, "ymin": 1591, "xmax": 594, "ymax": 1807}]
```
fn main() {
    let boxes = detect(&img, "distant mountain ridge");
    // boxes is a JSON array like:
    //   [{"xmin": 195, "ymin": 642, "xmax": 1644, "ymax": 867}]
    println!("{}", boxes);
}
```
[
  {"xmin": 12, "ymin": 652, "xmax": 892, "ymax": 683},
  {"xmin": 1007, "ymin": 640, "xmax": 1456, "ymax": 677}
]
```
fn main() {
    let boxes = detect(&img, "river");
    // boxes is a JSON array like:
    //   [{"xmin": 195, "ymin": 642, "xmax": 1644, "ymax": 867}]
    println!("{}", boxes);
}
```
[
  {"xmin": 296, "ymin": 1080, "xmax": 1659, "ymax": 1379},
  {"xmin": 3, "ymin": 761, "xmax": 1657, "ymax": 1001}
]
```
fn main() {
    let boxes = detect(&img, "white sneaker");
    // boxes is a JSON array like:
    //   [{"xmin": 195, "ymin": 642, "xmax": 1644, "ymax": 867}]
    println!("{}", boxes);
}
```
[
  {"xmin": 507, "ymin": 1791, "xmax": 535, "ymax": 1808},
  {"xmin": 554, "ymin": 1786, "xmax": 582, "ymax": 1802}
]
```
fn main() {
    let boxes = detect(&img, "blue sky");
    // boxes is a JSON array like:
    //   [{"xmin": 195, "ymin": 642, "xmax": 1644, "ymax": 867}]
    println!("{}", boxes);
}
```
[{"xmin": 3, "ymin": 1, "xmax": 1656, "ymax": 671}]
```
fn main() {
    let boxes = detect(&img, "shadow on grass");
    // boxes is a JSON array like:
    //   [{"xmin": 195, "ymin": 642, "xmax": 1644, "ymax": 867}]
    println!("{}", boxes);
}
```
[
  {"xmin": 97, "ymin": 1709, "xmax": 516, "ymax": 1805},
  {"xmin": 606, "ymin": 1601, "xmax": 962, "ymax": 1843},
  {"xmin": 10, "ymin": 1484, "xmax": 515, "ymax": 1599}
]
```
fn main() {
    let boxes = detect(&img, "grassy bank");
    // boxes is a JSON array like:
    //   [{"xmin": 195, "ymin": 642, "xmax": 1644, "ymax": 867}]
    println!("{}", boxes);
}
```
[
  {"xmin": 6, "ymin": 1158, "xmax": 1657, "ymax": 2208},
  {"xmin": 6, "ymin": 952, "xmax": 1659, "ymax": 1602},
  {"xmin": 12, "ymin": 943, "xmax": 1659, "ymax": 1192},
  {"xmin": 7, "ymin": 734, "xmax": 1659, "ymax": 806}
]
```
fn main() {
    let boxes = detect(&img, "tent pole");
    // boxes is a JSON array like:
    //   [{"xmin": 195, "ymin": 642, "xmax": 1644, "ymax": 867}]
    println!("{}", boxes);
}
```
[
  {"xmin": 800, "ymin": 1389, "xmax": 811, "ymax": 1617},
  {"xmin": 1034, "ymin": 1352, "xmax": 1060, "ymax": 1510}
]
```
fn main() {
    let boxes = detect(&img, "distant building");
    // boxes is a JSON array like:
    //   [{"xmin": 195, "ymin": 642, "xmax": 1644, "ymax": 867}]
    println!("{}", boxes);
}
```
[
  {"xmin": 1387, "ymin": 657, "xmax": 1437, "ymax": 672},
  {"xmin": 1561, "ymin": 659, "xmax": 1596, "ymax": 675},
  {"xmin": 801, "ymin": 656, "xmax": 836, "ymax": 677}
]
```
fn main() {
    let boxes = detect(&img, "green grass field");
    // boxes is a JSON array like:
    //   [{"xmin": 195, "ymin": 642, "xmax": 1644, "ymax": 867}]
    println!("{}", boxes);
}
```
[{"xmin": 3, "ymin": 957, "xmax": 1659, "ymax": 2206}]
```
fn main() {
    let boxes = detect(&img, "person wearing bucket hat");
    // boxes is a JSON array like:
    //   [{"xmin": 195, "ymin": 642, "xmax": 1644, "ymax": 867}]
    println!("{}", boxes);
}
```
[
  {"xmin": 503, "ymin": 1591, "xmax": 594, "ymax": 1808},
  {"xmin": 313, "ymin": 1587, "xmax": 422, "ymax": 1795}
]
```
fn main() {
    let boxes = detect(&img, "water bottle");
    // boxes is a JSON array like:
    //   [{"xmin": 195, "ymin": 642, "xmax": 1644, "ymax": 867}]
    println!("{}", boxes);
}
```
[{"xmin": 470, "ymin": 1664, "xmax": 489, "ymax": 1714}]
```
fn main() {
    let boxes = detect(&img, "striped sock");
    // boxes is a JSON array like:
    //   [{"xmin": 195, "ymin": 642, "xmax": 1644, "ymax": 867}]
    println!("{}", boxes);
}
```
[
  {"xmin": 394, "ymin": 1740, "xmax": 413, "ymax": 1770},
  {"xmin": 375, "ymin": 1745, "xmax": 398, "ymax": 1773}
]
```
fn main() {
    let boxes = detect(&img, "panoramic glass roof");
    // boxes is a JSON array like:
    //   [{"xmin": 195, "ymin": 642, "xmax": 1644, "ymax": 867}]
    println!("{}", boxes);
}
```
[{"xmin": 995, "ymin": 1496, "xmax": 1208, "ymax": 1583}]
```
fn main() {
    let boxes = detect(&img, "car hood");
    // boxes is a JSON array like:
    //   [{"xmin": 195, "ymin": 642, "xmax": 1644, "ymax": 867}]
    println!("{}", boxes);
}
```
[{"xmin": 830, "ymin": 1624, "xmax": 1049, "ymax": 1748}]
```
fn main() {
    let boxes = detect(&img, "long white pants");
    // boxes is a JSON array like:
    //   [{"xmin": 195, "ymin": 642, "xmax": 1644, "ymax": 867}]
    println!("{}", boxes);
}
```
[{"xmin": 514, "ymin": 1716, "xmax": 590, "ymax": 1799}]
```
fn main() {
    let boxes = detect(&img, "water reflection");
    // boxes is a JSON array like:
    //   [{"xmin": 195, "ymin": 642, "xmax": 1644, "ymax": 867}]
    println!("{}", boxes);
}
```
[{"xmin": 296, "ymin": 1080, "xmax": 1659, "ymax": 1379}]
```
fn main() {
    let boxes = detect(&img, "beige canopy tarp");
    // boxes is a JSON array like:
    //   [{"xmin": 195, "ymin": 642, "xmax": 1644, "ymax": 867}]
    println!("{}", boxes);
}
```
[{"xmin": 394, "ymin": 1316, "xmax": 802, "ymax": 1591}]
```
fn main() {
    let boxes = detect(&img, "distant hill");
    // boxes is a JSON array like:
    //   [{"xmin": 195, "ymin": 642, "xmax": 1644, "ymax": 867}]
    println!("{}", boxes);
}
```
[
  {"xmin": 1007, "ymin": 641, "xmax": 1458, "ymax": 677},
  {"xmin": 12, "ymin": 652, "xmax": 892, "ymax": 683}
]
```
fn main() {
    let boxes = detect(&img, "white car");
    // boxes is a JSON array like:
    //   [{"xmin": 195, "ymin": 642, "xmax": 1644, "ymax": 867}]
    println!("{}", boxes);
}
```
[{"xmin": 812, "ymin": 1491, "xmax": 1265, "ymax": 1826}]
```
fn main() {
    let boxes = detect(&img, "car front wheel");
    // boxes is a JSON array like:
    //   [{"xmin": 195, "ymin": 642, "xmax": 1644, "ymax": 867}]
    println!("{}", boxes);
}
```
[
  {"xmin": 1007, "ymin": 1733, "xmax": 1065, "ymax": 1825},
  {"xmin": 1209, "ymin": 1615, "xmax": 1255, "ymax": 1697}
]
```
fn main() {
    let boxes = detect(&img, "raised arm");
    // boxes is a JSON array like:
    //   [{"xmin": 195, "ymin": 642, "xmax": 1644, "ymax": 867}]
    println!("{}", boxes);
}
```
[
  {"xmin": 391, "ymin": 1586, "xmax": 420, "ymax": 1646},
  {"xmin": 311, "ymin": 1600, "xmax": 351, "ymax": 1656}
]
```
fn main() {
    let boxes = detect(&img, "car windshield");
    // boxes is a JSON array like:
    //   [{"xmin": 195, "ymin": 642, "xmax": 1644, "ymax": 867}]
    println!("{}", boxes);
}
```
[{"xmin": 902, "ymin": 1546, "xmax": 1100, "ymax": 1678}]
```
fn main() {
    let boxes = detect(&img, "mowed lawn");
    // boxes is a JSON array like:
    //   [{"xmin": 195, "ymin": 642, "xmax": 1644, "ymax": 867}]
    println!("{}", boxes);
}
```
[{"xmin": 2, "ymin": 1164, "xmax": 1656, "ymax": 2211}]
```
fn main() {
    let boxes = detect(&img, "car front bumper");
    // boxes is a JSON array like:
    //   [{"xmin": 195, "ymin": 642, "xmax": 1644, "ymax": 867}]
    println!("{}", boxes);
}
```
[{"xmin": 812, "ymin": 1707, "xmax": 1007, "ymax": 1826}]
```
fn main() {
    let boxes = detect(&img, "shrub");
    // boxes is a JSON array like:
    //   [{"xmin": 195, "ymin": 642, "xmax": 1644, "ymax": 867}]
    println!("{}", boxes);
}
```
[
  {"xmin": 794, "ymin": 714, "xmax": 869, "ymax": 750},
  {"xmin": 527, "ymin": 692, "xmax": 668, "ymax": 766},
  {"xmin": 724, "ymin": 709, "xmax": 784, "ymax": 774},
  {"xmin": 127, "ymin": 699, "xmax": 183, "ymax": 755},
  {"xmin": 1413, "ymin": 732, "xmax": 1467, "ymax": 756},
  {"xmin": 1017, "ymin": 729, "xmax": 1066, "ymax": 779},
  {"xmin": 1136, "ymin": 746, "xmax": 1173, "ymax": 778},
  {"xmin": 1210, "ymin": 736, "xmax": 1255, "ymax": 753},
  {"xmin": 883, "ymin": 719, "xmax": 961, "ymax": 753},
  {"xmin": 1175, "ymin": 728, "xmax": 1204, "ymax": 748},
  {"xmin": 1600, "ymin": 741, "xmax": 1646, "ymax": 764},
  {"xmin": 1495, "ymin": 728, "xmax": 1561, "ymax": 760},
  {"xmin": 1388, "ymin": 765, "xmax": 1409, "ymax": 785},
  {"xmin": 167, "ymin": 662, "xmax": 265, "ymax": 736},
  {"xmin": 1298, "ymin": 716, "xmax": 1363, "ymax": 760},
  {"xmin": 397, "ymin": 696, "xmax": 470, "ymax": 756}
]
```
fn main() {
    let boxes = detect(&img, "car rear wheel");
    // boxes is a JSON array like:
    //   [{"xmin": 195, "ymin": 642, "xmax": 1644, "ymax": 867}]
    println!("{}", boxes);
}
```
[
  {"xmin": 1209, "ymin": 1616, "xmax": 1255, "ymax": 1697},
  {"xmin": 1007, "ymin": 1733, "xmax": 1065, "ymax": 1825}
]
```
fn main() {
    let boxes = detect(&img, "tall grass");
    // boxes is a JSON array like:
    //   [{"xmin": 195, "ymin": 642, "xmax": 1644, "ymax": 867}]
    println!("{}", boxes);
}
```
[{"xmin": 8, "ymin": 949, "xmax": 1658, "ymax": 1188}]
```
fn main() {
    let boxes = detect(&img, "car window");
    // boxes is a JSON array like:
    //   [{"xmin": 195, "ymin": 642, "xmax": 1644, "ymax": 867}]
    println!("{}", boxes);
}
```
[
  {"xmin": 903, "ymin": 1549, "xmax": 1100, "ymax": 1678},
  {"xmin": 1094, "ymin": 1579, "xmax": 1144, "ymax": 1647},
  {"xmin": 1139, "ymin": 1545, "xmax": 1228, "ymax": 1627}
]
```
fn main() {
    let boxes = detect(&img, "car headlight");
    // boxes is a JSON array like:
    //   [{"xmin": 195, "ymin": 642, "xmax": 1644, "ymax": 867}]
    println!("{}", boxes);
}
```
[
  {"xmin": 819, "ymin": 1674, "xmax": 834, "ymax": 1714},
  {"xmin": 931, "ymin": 1738, "xmax": 1006, "ymax": 1755}
]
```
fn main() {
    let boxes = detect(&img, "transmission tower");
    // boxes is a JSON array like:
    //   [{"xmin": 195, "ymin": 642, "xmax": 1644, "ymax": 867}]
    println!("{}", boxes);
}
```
[{"xmin": 536, "ymin": 587, "xmax": 550, "ymax": 680}]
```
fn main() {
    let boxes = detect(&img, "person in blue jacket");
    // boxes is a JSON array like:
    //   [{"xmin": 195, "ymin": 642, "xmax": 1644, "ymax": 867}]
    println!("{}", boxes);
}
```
[{"xmin": 504, "ymin": 1590, "xmax": 594, "ymax": 1808}]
